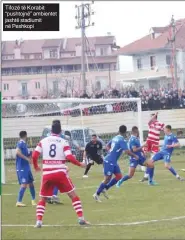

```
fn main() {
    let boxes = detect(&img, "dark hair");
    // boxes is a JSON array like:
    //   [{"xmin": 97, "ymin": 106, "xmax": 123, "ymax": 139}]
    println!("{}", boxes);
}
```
[
  {"xmin": 51, "ymin": 123, "xmax": 61, "ymax": 134},
  {"xmin": 92, "ymin": 134, "xmax": 97, "ymax": 137},
  {"xmin": 52, "ymin": 120, "xmax": 61, "ymax": 125},
  {"xmin": 151, "ymin": 113, "xmax": 157, "ymax": 119},
  {"xmin": 19, "ymin": 131, "xmax": 27, "ymax": 138},
  {"xmin": 119, "ymin": 125, "xmax": 127, "ymax": 134},
  {"xmin": 132, "ymin": 126, "xmax": 138, "ymax": 132},
  {"xmin": 165, "ymin": 125, "xmax": 172, "ymax": 130}
]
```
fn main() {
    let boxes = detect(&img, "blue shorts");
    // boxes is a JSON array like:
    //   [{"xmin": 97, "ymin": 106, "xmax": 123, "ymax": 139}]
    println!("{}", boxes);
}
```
[
  {"xmin": 16, "ymin": 169, "xmax": 34, "ymax": 185},
  {"xmin": 103, "ymin": 161, "xmax": 121, "ymax": 176},
  {"xmin": 129, "ymin": 156, "xmax": 146, "ymax": 168},
  {"xmin": 152, "ymin": 151, "xmax": 171, "ymax": 163}
]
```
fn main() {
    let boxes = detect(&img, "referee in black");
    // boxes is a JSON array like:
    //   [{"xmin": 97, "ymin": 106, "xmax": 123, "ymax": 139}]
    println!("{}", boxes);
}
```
[{"xmin": 83, "ymin": 134, "xmax": 103, "ymax": 178}]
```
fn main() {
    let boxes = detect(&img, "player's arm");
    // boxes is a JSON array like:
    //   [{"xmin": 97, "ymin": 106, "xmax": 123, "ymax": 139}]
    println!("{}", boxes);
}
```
[
  {"xmin": 148, "ymin": 112, "xmax": 158, "ymax": 125},
  {"xmin": 167, "ymin": 136, "xmax": 180, "ymax": 148},
  {"xmin": 106, "ymin": 140, "xmax": 112, "ymax": 151},
  {"xmin": 120, "ymin": 140, "xmax": 139, "ymax": 160},
  {"xmin": 16, "ymin": 143, "xmax": 30, "ymax": 162},
  {"xmin": 83, "ymin": 143, "xmax": 89, "ymax": 161},
  {"xmin": 64, "ymin": 141, "xmax": 86, "ymax": 168},
  {"xmin": 32, "ymin": 142, "xmax": 42, "ymax": 171}
]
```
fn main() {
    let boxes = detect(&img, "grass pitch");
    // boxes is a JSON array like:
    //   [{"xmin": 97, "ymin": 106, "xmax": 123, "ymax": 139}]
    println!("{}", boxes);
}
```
[{"xmin": 2, "ymin": 150, "xmax": 185, "ymax": 239}]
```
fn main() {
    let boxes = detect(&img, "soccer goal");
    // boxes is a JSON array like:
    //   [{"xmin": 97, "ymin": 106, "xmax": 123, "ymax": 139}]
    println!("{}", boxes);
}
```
[{"xmin": 2, "ymin": 97, "xmax": 143, "ymax": 184}]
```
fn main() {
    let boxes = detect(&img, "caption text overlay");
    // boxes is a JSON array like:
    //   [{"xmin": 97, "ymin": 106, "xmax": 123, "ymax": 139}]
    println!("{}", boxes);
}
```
[{"xmin": 3, "ymin": 4, "xmax": 59, "ymax": 31}]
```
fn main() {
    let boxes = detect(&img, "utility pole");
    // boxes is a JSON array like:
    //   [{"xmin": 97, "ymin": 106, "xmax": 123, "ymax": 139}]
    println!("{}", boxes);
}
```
[
  {"xmin": 170, "ymin": 15, "xmax": 178, "ymax": 89},
  {"xmin": 75, "ymin": 2, "xmax": 95, "ymax": 95}
]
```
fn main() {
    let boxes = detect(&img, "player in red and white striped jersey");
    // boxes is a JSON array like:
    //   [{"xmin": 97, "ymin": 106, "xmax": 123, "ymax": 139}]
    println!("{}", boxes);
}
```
[
  {"xmin": 32, "ymin": 121, "xmax": 90, "ymax": 228},
  {"xmin": 140, "ymin": 112, "xmax": 164, "ymax": 182}
]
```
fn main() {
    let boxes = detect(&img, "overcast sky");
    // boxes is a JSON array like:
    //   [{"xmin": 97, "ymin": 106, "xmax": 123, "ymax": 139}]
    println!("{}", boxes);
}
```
[{"xmin": 2, "ymin": 1, "xmax": 185, "ymax": 71}]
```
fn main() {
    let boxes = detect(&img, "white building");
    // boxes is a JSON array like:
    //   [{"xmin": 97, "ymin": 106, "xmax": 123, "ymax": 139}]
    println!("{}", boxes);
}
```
[{"xmin": 117, "ymin": 18, "xmax": 185, "ymax": 90}]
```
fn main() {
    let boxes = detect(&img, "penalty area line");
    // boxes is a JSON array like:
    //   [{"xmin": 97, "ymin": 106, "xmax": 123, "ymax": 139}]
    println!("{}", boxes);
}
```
[{"xmin": 2, "ymin": 215, "xmax": 185, "ymax": 228}]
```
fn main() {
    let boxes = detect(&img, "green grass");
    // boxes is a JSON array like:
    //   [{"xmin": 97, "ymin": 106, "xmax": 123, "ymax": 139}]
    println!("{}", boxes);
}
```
[{"xmin": 2, "ymin": 150, "xmax": 185, "ymax": 239}]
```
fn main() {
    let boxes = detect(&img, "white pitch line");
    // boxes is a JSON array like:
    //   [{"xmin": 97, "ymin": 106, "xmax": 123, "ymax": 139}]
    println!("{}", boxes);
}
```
[
  {"xmin": 2, "ymin": 215, "xmax": 185, "ymax": 228},
  {"xmin": 2, "ymin": 177, "xmax": 184, "ymax": 196}
]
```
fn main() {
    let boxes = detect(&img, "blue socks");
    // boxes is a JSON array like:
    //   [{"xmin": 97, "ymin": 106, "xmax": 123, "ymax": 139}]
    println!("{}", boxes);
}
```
[
  {"xmin": 105, "ymin": 178, "xmax": 118, "ymax": 190},
  {"xmin": 29, "ymin": 185, "xmax": 36, "ymax": 200},
  {"xmin": 147, "ymin": 167, "xmax": 155, "ymax": 183},
  {"xmin": 119, "ymin": 175, "xmax": 131, "ymax": 185},
  {"xmin": 17, "ymin": 187, "xmax": 26, "ymax": 202},
  {"xmin": 96, "ymin": 183, "xmax": 106, "ymax": 195},
  {"xmin": 53, "ymin": 187, "xmax": 59, "ymax": 196},
  {"xmin": 168, "ymin": 166, "xmax": 177, "ymax": 176}
]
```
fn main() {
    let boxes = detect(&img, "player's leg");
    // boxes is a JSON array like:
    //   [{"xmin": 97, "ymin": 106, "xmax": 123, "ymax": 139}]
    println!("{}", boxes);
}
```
[
  {"xmin": 83, "ymin": 158, "xmax": 94, "ymax": 178},
  {"xmin": 93, "ymin": 161, "xmax": 113, "ymax": 201},
  {"xmin": 57, "ymin": 172, "xmax": 89, "ymax": 225},
  {"xmin": 140, "ymin": 143, "xmax": 151, "ymax": 182},
  {"xmin": 93, "ymin": 174, "xmax": 112, "ymax": 202},
  {"xmin": 28, "ymin": 170, "xmax": 36, "ymax": 206},
  {"xmin": 105, "ymin": 164, "xmax": 122, "ymax": 190},
  {"xmin": 164, "ymin": 155, "xmax": 184, "ymax": 181},
  {"xmin": 146, "ymin": 152, "xmax": 163, "ymax": 185},
  {"xmin": 16, "ymin": 171, "xmax": 27, "ymax": 207},
  {"xmin": 116, "ymin": 160, "xmax": 138, "ymax": 187},
  {"xmin": 35, "ymin": 175, "xmax": 53, "ymax": 228}
]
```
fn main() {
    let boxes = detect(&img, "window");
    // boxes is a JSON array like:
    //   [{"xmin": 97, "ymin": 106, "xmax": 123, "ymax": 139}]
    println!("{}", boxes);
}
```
[
  {"xmin": 50, "ymin": 49, "xmax": 57, "ymax": 58},
  {"xmin": 24, "ymin": 54, "xmax": 30, "ymax": 60},
  {"xmin": 137, "ymin": 58, "xmax": 142, "ymax": 70},
  {"xmin": 100, "ymin": 48, "xmax": 107, "ymax": 56},
  {"xmin": 53, "ymin": 81, "xmax": 59, "ymax": 91},
  {"xmin": 21, "ymin": 82, "xmax": 28, "ymax": 96},
  {"xmin": 35, "ymin": 82, "xmax": 40, "ymax": 89},
  {"xmin": 34, "ymin": 54, "xmax": 42, "ymax": 59},
  {"xmin": 166, "ymin": 55, "xmax": 171, "ymax": 66},
  {"xmin": 4, "ymin": 83, "xmax": 9, "ymax": 91},
  {"xmin": 150, "ymin": 56, "xmax": 156, "ymax": 69}
]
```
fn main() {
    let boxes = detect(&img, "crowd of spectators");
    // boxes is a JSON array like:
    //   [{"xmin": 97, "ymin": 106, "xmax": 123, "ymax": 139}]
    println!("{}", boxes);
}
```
[
  {"xmin": 3, "ymin": 87, "xmax": 185, "ymax": 118},
  {"xmin": 80, "ymin": 87, "xmax": 185, "ymax": 111}
]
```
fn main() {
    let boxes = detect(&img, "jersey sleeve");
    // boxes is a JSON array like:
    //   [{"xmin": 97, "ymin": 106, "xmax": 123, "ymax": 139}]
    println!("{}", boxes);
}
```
[
  {"xmin": 172, "ymin": 135, "xmax": 179, "ymax": 144},
  {"xmin": 120, "ymin": 139, "xmax": 128, "ymax": 151},
  {"xmin": 99, "ymin": 141, "xmax": 103, "ymax": 149},
  {"xmin": 63, "ymin": 140, "xmax": 72, "ymax": 157},
  {"xmin": 35, "ymin": 141, "xmax": 42, "ymax": 153},
  {"xmin": 130, "ymin": 138, "xmax": 137, "ymax": 150},
  {"xmin": 106, "ymin": 140, "xmax": 112, "ymax": 148},
  {"xmin": 16, "ymin": 141, "xmax": 23, "ymax": 151}
]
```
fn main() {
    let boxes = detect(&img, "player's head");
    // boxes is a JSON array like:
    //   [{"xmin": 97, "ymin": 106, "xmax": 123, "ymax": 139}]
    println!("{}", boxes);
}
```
[
  {"xmin": 51, "ymin": 122, "xmax": 61, "ymax": 135},
  {"xmin": 52, "ymin": 120, "xmax": 61, "ymax": 125},
  {"xmin": 132, "ymin": 126, "xmax": 139, "ymax": 137},
  {"xmin": 151, "ymin": 113, "xmax": 158, "ymax": 121},
  {"xmin": 119, "ymin": 125, "xmax": 127, "ymax": 136},
  {"xmin": 91, "ymin": 134, "xmax": 97, "ymax": 143},
  {"xmin": 19, "ymin": 131, "xmax": 27, "ymax": 140},
  {"xmin": 164, "ymin": 125, "xmax": 172, "ymax": 135}
]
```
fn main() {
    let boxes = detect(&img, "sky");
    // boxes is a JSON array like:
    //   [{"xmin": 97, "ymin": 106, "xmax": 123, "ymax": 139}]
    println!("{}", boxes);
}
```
[{"xmin": 2, "ymin": 1, "xmax": 185, "ymax": 71}]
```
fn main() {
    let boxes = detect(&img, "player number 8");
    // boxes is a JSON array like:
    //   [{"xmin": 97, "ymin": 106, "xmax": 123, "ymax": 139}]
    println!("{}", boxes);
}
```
[{"xmin": 49, "ymin": 144, "xmax": 56, "ymax": 157}]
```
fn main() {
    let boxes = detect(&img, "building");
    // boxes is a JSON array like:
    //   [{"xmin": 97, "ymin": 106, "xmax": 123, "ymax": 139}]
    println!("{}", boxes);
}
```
[
  {"xmin": 1, "ymin": 36, "xmax": 119, "ymax": 99},
  {"xmin": 117, "ymin": 18, "xmax": 185, "ymax": 90}
]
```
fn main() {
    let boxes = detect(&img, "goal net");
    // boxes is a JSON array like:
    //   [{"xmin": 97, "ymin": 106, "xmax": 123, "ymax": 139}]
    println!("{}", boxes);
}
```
[{"xmin": 2, "ymin": 98, "xmax": 142, "ymax": 184}]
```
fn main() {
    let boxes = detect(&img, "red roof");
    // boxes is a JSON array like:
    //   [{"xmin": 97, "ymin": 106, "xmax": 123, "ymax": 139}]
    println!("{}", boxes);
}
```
[{"xmin": 118, "ymin": 18, "xmax": 185, "ymax": 56}]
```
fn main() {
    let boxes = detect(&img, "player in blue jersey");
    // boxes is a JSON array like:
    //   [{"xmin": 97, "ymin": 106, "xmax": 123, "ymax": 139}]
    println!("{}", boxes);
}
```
[
  {"xmin": 93, "ymin": 125, "xmax": 138, "ymax": 202},
  {"xmin": 146, "ymin": 125, "xmax": 184, "ymax": 184},
  {"xmin": 116, "ymin": 126, "xmax": 154, "ymax": 187},
  {"xmin": 16, "ymin": 131, "xmax": 36, "ymax": 207}
]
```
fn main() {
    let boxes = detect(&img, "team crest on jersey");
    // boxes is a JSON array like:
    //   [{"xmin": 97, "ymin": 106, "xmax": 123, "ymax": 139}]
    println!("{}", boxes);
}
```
[{"xmin": 21, "ymin": 178, "xmax": 26, "ymax": 183}]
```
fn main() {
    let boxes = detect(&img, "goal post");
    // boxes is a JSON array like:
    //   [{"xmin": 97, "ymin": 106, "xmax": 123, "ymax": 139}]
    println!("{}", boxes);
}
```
[{"xmin": 2, "ymin": 97, "xmax": 143, "ymax": 184}]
